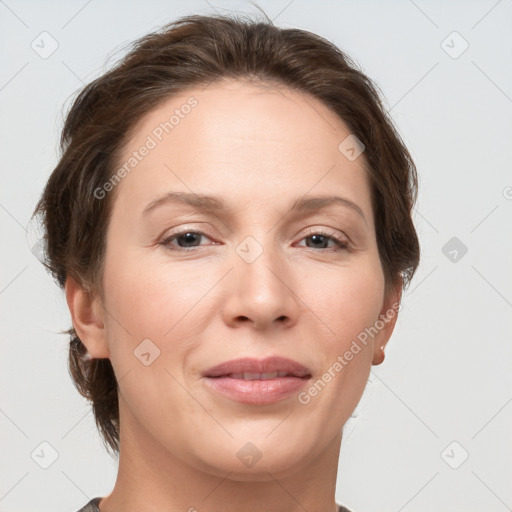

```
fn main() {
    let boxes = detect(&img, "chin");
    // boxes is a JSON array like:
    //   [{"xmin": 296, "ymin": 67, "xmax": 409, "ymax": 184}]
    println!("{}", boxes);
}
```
[{"xmin": 188, "ymin": 433, "xmax": 316, "ymax": 481}]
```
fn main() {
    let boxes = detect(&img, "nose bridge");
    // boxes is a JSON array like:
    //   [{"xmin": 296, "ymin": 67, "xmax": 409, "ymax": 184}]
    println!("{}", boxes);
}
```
[
  {"xmin": 225, "ymin": 229, "xmax": 298, "ymax": 328},
  {"xmin": 236, "ymin": 230, "xmax": 287, "ymax": 296}
]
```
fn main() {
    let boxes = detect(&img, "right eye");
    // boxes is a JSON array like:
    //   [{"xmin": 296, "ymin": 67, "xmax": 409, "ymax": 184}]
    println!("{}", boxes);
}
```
[{"xmin": 159, "ymin": 230, "xmax": 214, "ymax": 252}]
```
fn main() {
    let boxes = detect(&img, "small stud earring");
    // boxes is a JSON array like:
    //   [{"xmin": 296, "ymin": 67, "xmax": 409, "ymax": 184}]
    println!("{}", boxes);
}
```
[{"xmin": 374, "ymin": 345, "xmax": 385, "ymax": 365}]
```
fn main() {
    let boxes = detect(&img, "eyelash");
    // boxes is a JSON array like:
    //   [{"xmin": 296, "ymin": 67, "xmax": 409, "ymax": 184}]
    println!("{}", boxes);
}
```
[{"xmin": 159, "ymin": 229, "xmax": 349, "ymax": 253}]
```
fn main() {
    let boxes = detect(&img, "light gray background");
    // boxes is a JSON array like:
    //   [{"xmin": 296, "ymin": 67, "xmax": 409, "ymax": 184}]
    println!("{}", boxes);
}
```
[{"xmin": 1, "ymin": 1, "xmax": 511, "ymax": 511}]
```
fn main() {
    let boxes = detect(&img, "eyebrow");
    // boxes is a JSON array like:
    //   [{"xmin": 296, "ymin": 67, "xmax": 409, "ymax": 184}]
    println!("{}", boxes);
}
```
[{"xmin": 143, "ymin": 191, "xmax": 367, "ymax": 223}]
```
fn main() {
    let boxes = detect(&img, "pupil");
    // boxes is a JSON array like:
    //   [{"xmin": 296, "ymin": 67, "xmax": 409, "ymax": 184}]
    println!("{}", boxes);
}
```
[
  {"xmin": 311, "ymin": 234, "xmax": 325, "ymax": 247},
  {"xmin": 181, "ymin": 233, "xmax": 198, "ymax": 246}
]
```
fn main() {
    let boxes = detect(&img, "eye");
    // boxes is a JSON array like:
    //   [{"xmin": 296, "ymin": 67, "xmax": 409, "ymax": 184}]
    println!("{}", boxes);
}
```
[
  {"xmin": 160, "ymin": 230, "xmax": 213, "ymax": 252},
  {"xmin": 295, "ymin": 229, "xmax": 349, "ymax": 252}
]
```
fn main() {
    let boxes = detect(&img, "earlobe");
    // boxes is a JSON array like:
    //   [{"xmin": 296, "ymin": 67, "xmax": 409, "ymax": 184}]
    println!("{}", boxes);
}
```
[
  {"xmin": 65, "ymin": 276, "xmax": 110, "ymax": 359},
  {"xmin": 371, "ymin": 281, "xmax": 402, "ymax": 366}
]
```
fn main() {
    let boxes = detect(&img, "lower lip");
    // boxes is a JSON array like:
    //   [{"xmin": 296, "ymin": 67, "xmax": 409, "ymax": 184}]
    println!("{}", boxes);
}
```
[{"xmin": 204, "ymin": 376, "xmax": 310, "ymax": 404}]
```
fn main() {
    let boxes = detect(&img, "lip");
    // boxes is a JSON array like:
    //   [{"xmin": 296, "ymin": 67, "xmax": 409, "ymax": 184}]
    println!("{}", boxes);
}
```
[
  {"xmin": 202, "ymin": 356, "xmax": 311, "ymax": 405},
  {"xmin": 202, "ymin": 356, "xmax": 311, "ymax": 378}
]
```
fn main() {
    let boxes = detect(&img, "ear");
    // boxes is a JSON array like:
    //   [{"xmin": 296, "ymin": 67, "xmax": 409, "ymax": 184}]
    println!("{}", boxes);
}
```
[
  {"xmin": 65, "ymin": 276, "xmax": 110, "ymax": 359},
  {"xmin": 371, "ymin": 279, "xmax": 402, "ymax": 366}
]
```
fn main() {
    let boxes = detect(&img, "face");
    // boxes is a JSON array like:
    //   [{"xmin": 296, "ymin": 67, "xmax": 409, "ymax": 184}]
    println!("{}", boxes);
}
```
[{"xmin": 88, "ymin": 79, "xmax": 399, "ymax": 479}]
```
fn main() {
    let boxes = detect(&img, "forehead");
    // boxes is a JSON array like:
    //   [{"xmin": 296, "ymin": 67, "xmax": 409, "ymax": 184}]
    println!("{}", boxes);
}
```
[
  {"xmin": 112, "ymin": 79, "xmax": 373, "ymax": 221},
  {"xmin": 128, "ymin": 79, "xmax": 354, "ymax": 149}
]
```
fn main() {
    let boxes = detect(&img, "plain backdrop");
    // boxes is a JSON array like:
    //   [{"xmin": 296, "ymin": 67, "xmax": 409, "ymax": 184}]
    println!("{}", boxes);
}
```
[{"xmin": 1, "ymin": 1, "xmax": 511, "ymax": 511}]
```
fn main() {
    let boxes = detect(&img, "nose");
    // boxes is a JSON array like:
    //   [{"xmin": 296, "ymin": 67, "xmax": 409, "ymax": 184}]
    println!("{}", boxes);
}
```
[{"xmin": 220, "ymin": 240, "xmax": 300, "ymax": 331}]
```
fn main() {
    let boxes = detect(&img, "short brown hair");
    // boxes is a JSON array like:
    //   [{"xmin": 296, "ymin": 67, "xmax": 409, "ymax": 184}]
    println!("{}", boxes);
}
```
[{"xmin": 34, "ymin": 12, "xmax": 420, "ymax": 457}]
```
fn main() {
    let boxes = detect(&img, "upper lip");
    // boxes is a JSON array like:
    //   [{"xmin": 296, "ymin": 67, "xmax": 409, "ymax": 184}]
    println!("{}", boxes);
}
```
[{"xmin": 203, "ymin": 356, "xmax": 311, "ymax": 378}]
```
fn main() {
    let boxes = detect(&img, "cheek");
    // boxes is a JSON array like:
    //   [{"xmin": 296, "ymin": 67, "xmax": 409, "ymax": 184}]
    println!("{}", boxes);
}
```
[
  {"xmin": 300, "ymin": 255, "xmax": 384, "ymax": 344},
  {"xmin": 101, "ymin": 249, "xmax": 201, "ymax": 333},
  {"xmin": 100, "ymin": 249, "xmax": 220, "ymax": 380},
  {"xmin": 100, "ymin": 256, "xmax": 202, "ymax": 411}
]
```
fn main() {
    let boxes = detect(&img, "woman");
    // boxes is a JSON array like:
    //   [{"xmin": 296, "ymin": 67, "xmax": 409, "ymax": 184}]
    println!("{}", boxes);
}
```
[{"xmin": 34, "ymin": 12, "xmax": 420, "ymax": 512}]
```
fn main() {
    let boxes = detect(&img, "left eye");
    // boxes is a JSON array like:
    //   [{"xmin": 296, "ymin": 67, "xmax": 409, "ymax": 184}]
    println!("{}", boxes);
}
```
[
  {"xmin": 296, "ymin": 230, "xmax": 348, "ymax": 251},
  {"xmin": 160, "ymin": 230, "xmax": 348, "ymax": 252}
]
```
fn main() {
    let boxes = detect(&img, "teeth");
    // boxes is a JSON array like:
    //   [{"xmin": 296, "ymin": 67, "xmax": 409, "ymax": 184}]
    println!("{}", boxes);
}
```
[
  {"xmin": 226, "ymin": 371, "xmax": 292, "ymax": 379},
  {"xmin": 243, "ymin": 372, "xmax": 261, "ymax": 380}
]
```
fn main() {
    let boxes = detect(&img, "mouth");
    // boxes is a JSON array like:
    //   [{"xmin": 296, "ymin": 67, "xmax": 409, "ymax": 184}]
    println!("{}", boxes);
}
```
[
  {"xmin": 202, "ymin": 355, "xmax": 311, "ymax": 378},
  {"xmin": 208, "ymin": 371, "xmax": 309, "ymax": 380},
  {"xmin": 202, "ymin": 356, "xmax": 312, "ymax": 404}
]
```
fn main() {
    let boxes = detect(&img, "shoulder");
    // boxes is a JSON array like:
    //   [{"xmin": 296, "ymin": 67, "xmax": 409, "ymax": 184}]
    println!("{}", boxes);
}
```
[
  {"xmin": 74, "ymin": 497, "xmax": 102, "ymax": 512},
  {"xmin": 337, "ymin": 504, "xmax": 355, "ymax": 512}
]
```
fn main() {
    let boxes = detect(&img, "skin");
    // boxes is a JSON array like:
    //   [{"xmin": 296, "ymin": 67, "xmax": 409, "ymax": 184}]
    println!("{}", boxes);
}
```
[{"xmin": 66, "ymin": 79, "xmax": 401, "ymax": 512}]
